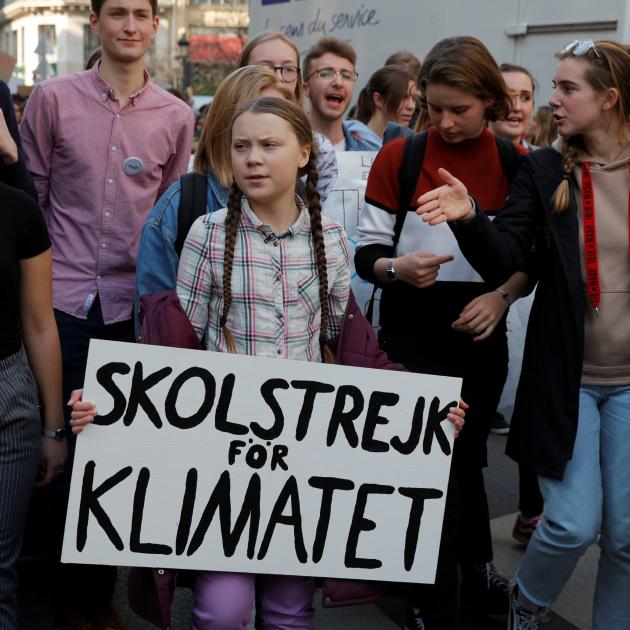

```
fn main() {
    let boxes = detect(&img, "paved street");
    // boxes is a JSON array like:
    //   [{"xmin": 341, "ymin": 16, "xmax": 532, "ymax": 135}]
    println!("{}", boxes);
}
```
[{"xmin": 17, "ymin": 434, "xmax": 593, "ymax": 629}]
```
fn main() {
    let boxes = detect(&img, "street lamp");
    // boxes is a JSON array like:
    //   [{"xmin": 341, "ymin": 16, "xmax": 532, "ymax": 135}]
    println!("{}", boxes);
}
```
[{"xmin": 177, "ymin": 34, "xmax": 190, "ymax": 91}]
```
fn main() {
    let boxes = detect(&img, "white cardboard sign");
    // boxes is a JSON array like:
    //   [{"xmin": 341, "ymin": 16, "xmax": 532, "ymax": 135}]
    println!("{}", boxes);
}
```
[
  {"xmin": 324, "ymin": 151, "xmax": 377, "ymax": 316},
  {"xmin": 62, "ymin": 340, "xmax": 461, "ymax": 583}
]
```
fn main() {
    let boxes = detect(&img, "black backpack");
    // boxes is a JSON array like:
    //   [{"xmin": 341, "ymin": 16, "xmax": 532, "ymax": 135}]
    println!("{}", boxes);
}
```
[
  {"xmin": 365, "ymin": 131, "xmax": 522, "ymax": 323},
  {"xmin": 174, "ymin": 172, "xmax": 208, "ymax": 257}
]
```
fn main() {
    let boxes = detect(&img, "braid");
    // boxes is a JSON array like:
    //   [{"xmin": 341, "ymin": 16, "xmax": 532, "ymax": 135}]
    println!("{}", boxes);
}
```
[
  {"xmin": 221, "ymin": 181, "xmax": 243, "ymax": 353},
  {"xmin": 304, "ymin": 153, "xmax": 333, "ymax": 362},
  {"xmin": 551, "ymin": 139, "xmax": 580, "ymax": 213}
]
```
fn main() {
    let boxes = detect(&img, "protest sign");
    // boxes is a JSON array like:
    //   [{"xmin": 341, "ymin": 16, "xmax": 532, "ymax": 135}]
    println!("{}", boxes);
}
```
[
  {"xmin": 62, "ymin": 340, "xmax": 461, "ymax": 584},
  {"xmin": 324, "ymin": 151, "xmax": 377, "ymax": 316}
]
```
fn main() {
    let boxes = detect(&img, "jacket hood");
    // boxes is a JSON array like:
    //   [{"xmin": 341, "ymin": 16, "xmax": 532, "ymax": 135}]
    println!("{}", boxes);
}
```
[{"xmin": 551, "ymin": 136, "xmax": 630, "ymax": 170}]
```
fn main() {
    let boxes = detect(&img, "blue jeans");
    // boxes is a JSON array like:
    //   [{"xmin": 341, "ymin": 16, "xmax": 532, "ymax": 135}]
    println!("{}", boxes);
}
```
[{"xmin": 516, "ymin": 385, "xmax": 630, "ymax": 629}]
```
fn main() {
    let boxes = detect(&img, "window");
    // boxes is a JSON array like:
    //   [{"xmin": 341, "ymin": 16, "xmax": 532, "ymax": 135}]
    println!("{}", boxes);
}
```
[
  {"xmin": 84, "ymin": 24, "xmax": 100, "ymax": 66},
  {"xmin": 37, "ymin": 24, "xmax": 57, "ymax": 54}
]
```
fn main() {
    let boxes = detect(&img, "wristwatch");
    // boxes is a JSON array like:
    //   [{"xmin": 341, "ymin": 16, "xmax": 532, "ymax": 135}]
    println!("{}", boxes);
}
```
[
  {"xmin": 41, "ymin": 427, "xmax": 67, "ymax": 441},
  {"xmin": 496, "ymin": 287, "xmax": 512, "ymax": 306},
  {"xmin": 386, "ymin": 259, "xmax": 397, "ymax": 281}
]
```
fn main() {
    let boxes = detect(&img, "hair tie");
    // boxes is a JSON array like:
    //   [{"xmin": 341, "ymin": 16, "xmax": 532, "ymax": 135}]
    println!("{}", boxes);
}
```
[{"xmin": 563, "ymin": 174, "xmax": 570, "ymax": 181}]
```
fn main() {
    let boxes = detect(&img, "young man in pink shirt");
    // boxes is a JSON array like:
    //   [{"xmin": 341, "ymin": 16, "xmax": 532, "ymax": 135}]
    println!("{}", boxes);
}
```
[{"xmin": 20, "ymin": 0, "xmax": 193, "ymax": 626}]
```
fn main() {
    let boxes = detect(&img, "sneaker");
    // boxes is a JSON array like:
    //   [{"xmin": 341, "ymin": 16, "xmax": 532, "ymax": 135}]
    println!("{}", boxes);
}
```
[
  {"xmin": 490, "ymin": 411, "xmax": 510, "ymax": 435},
  {"xmin": 508, "ymin": 584, "xmax": 548, "ymax": 630},
  {"xmin": 405, "ymin": 606, "xmax": 426, "ymax": 630},
  {"xmin": 460, "ymin": 561, "xmax": 510, "ymax": 618},
  {"xmin": 512, "ymin": 513, "xmax": 542, "ymax": 546}
]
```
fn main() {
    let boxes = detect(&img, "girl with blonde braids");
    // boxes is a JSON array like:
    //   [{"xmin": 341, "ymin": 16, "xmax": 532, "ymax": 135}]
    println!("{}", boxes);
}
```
[
  {"xmin": 174, "ymin": 96, "xmax": 350, "ymax": 628},
  {"xmin": 70, "ymin": 97, "xmax": 467, "ymax": 627},
  {"xmin": 417, "ymin": 39, "xmax": 630, "ymax": 629}
]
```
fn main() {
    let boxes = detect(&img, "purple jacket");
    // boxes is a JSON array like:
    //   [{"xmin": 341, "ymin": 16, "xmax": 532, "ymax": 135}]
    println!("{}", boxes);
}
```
[{"xmin": 129, "ymin": 291, "xmax": 406, "ymax": 627}]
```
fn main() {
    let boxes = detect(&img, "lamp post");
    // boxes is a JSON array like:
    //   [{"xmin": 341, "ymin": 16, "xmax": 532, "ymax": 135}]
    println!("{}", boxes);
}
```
[{"xmin": 177, "ymin": 34, "xmax": 190, "ymax": 92}]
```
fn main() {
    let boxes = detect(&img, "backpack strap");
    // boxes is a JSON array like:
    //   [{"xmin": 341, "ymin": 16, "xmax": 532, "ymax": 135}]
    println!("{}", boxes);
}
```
[
  {"xmin": 494, "ymin": 135, "xmax": 522, "ymax": 181},
  {"xmin": 393, "ymin": 130, "xmax": 428, "ymax": 249},
  {"xmin": 365, "ymin": 131, "xmax": 428, "ymax": 324},
  {"xmin": 175, "ymin": 172, "xmax": 208, "ymax": 257}
]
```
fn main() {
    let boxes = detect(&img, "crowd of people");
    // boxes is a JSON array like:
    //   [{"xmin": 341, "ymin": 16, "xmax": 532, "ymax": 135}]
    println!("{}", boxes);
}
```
[{"xmin": 1, "ymin": 0, "xmax": 627, "ymax": 627}]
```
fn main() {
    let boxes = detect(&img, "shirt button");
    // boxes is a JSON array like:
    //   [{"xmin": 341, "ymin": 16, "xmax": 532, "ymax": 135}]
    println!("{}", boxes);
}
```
[
  {"xmin": 101, "ymin": 243, "xmax": 107, "ymax": 249},
  {"xmin": 105, "ymin": 211, "xmax": 111, "ymax": 218},
  {"xmin": 108, "ymin": 178, "xmax": 113, "ymax": 184},
  {"xmin": 276, "ymin": 310, "xmax": 283, "ymax": 319},
  {"xmin": 115, "ymin": 114, "xmax": 120, "ymax": 119},
  {"xmin": 275, "ymin": 273, "xmax": 281, "ymax": 282},
  {"xmin": 96, "ymin": 275, "xmax": 102, "ymax": 280},
  {"xmin": 273, "ymin": 240, "xmax": 279, "ymax": 247},
  {"xmin": 276, "ymin": 348, "xmax": 282, "ymax": 355},
  {"xmin": 111, "ymin": 146, "xmax": 117, "ymax": 151}
]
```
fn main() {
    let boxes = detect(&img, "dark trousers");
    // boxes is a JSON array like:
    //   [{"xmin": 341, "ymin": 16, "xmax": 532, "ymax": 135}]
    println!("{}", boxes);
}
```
[
  {"xmin": 380, "ymin": 326, "xmax": 508, "ymax": 628},
  {"xmin": 518, "ymin": 463, "xmax": 544, "ymax": 518},
  {"xmin": 45, "ymin": 297, "xmax": 134, "ymax": 618},
  {"xmin": 0, "ymin": 349, "xmax": 41, "ymax": 628}
]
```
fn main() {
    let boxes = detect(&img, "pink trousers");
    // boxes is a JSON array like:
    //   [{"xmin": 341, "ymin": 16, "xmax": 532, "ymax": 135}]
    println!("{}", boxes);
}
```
[{"xmin": 191, "ymin": 571, "xmax": 315, "ymax": 629}]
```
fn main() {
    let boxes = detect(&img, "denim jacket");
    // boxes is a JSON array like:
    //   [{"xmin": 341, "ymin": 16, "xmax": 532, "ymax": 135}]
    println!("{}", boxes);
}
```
[
  {"xmin": 342, "ymin": 120, "xmax": 382, "ymax": 151},
  {"xmin": 134, "ymin": 172, "xmax": 228, "ymax": 332}
]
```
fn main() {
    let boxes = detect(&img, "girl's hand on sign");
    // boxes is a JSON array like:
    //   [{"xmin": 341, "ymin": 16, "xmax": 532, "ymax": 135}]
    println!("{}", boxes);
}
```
[
  {"xmin": 68, "ymin": 388, "xmax": 98, "ymax": 434},
  {"xmin": 448, "ymin": 400, "xmax": 467, "ymax": 438},
  {"xmin": 416, "ymin": 168, "xmax": 475, "ymax": 225},
  {"xmin": 452, "ymin": 291, "xmax": 508, "ymax": 341},
  {"xmin": 396, "ymin": 251, "xmax": 454, "ymax": 288}
]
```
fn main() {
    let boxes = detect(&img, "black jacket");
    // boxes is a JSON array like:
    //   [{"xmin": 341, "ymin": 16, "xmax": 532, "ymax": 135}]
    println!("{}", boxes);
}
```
[
  {"xmin": 0, "ymin": 80, "xmax": 37, "ymax": 200},
  {"xmin": 451, "ymin": 147, "xmax": 583, "ymax": 480}
]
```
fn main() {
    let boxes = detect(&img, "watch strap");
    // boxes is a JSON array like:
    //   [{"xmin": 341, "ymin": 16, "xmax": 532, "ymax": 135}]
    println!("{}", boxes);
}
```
[
  {"xmin": 41, "ymin": 428, "xmax": 67, "ymax": 440},
  {"xmin": 496, "ymin": 287, "xmax": 511, "ymax": 305}
]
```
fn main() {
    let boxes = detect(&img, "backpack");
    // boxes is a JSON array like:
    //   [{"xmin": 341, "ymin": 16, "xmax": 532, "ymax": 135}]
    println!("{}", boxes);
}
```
[
  {"xmin": 366, "ymin": 131, "xmax": 522, "ymax": 323},
  {"xmin": 138, "ymin": 172, "xmax": 207, "ymax": 346},
  {"xmin": 174, "ymin": 172, "xmax": 208, "ymax": 256}
]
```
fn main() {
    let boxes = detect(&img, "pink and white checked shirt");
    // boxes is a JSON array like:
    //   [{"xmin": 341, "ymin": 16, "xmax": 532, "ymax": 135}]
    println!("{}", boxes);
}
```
[{"xmin": 176, "ymin": 197, "xmax": 351, "ymax": 362}]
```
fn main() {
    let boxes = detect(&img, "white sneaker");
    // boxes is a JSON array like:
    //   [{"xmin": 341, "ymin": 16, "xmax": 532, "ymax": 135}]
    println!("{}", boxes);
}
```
[
  {"xmin": 405, "ymin": 607, "xmax": 426, "ymax": 630},
  {"xmin": 508, "ymin": 583, "xmax": 548, "ymax": 630}
]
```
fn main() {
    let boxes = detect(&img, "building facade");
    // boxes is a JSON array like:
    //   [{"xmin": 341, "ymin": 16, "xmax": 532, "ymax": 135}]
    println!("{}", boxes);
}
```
[{"xmin": 0, "ymin": 0, "xmax": 248, "ymax": 89}]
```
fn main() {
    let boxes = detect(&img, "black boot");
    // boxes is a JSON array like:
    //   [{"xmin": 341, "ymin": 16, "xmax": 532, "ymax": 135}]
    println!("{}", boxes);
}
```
[{"xmin": 460, "ymin": 561, "xmax": 510, "ymax": 619}]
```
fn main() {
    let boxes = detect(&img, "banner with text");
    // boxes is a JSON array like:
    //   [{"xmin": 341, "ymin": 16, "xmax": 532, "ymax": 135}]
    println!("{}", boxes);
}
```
[{"xmin": 62, "ymin": 340, "xmax": 461, "ymax": 583}]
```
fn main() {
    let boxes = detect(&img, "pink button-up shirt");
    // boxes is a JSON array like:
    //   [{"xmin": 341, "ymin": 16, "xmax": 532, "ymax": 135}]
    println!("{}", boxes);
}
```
[{"xmin": 20, "ymin": 64, "xmax": 194, "ymax": 324}]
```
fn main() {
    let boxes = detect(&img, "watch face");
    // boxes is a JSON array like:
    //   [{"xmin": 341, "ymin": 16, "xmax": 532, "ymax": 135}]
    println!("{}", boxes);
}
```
[{"xmin": 386, "ymin": 260, "xmax": 396, "ymax": 280}]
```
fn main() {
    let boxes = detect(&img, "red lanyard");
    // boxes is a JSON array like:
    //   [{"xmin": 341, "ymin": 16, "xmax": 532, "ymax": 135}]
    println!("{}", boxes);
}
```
[
  {"xmin": 581, "ymin": 163, "xmax": 600, "ymax": 315},
  {"xmin": 580, "ymin": 162, "xmax": 630, "ymax": 316}
]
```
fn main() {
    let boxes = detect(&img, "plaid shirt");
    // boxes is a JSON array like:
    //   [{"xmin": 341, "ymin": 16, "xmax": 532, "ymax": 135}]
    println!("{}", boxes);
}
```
[{"xmin": 176, "ymin": 196, "xmax": 350, "ymax": 362}]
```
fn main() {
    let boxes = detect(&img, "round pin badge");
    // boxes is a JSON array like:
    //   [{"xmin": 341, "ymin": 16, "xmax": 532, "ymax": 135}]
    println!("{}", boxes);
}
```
[{"xmin": 123, "ymin": 156, "xmax": 144, "ymax": 176}]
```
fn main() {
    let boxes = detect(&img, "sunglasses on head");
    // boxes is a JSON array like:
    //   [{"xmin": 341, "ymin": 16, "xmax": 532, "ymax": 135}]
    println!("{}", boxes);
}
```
[{"xmin": 562, "ymin": 39, "xmax": 601, "ymax": 58}]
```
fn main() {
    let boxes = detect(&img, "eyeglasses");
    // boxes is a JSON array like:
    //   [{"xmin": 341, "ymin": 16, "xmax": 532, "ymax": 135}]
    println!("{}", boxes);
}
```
[
  {"xmin": 260, "ymin": 64, "xmax": 300, "ymax": 83},
  {"xmin": 562, "ymin": 39, "xmax": 601, "ymax": 58},
  {"xmin": 305, "ymin": 67, "xmax": 359, "ymax": 83}
]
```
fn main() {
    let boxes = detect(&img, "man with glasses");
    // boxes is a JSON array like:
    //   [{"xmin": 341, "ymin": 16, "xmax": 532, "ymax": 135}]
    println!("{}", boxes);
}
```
[{"xmin": 303, "ymin": 37, "xmax": 379, "ymax": 152}]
